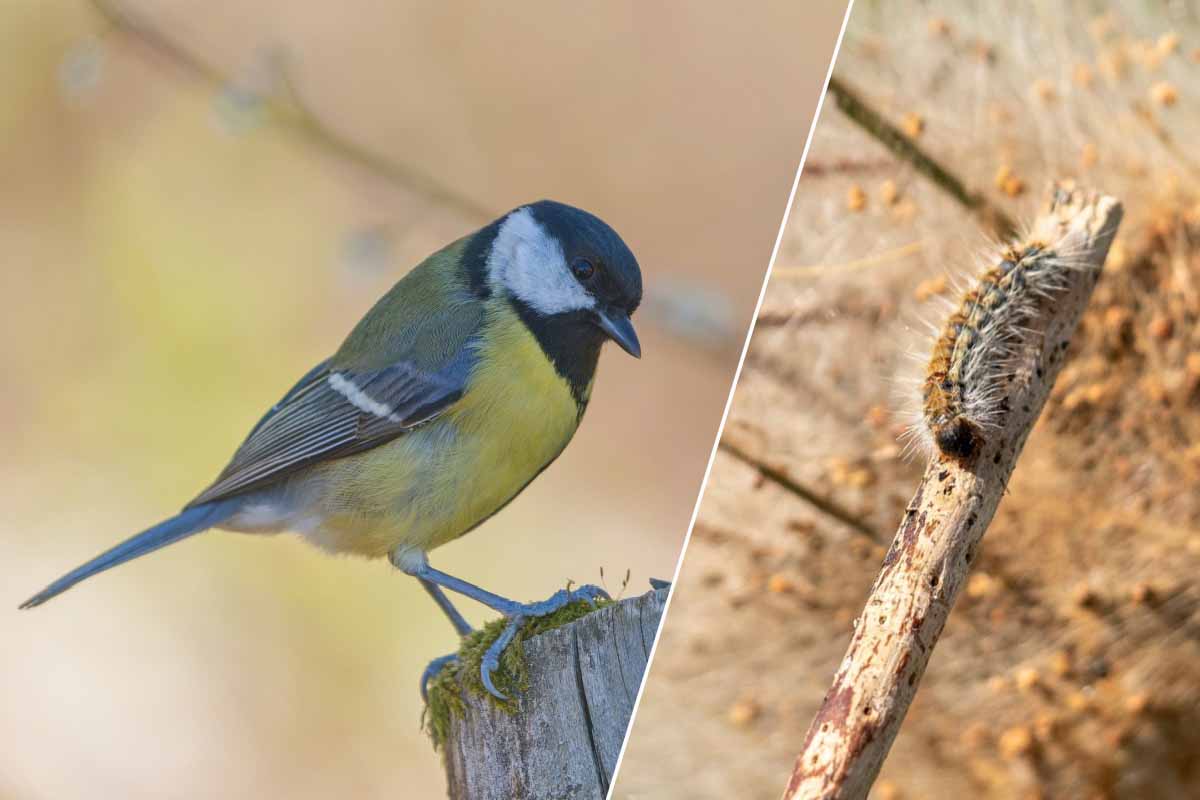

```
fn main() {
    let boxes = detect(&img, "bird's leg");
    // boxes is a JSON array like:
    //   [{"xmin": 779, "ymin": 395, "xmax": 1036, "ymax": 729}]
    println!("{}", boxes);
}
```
[
  {"xmin": 391, "ymin": 549, "xmax": 608, "ymax": 700},
  {"xmin": 419, "ymin": 578, "xmax": 473, "ymax": 636},
  {"xmin": 416, "ymin": 564, "xmax": 609, "ymax": 700},
  {"xmin": 416, "ymin": 578, "xmax": 474, "ymax": 701}
]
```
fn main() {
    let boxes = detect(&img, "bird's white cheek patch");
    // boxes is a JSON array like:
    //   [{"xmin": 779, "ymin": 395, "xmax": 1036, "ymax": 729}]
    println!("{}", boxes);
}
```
[{"xmin": 489, "ymin": 207, "xmax": 595, "ymax": 315}]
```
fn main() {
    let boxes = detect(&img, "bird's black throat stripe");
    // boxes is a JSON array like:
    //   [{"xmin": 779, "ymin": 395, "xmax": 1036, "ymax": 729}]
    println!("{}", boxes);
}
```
[{"xmin": 509, "ymin": 299, "xmax": 602, "ymax": 413}]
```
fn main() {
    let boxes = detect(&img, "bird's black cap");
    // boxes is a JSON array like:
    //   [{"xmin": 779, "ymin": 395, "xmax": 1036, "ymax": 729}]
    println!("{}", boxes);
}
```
[{"xmin": 526, "ymin": 200, "xmax": 643, "ymax": 315}]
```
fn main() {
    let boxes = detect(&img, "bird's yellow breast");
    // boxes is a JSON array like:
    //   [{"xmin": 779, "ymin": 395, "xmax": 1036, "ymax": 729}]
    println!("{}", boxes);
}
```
[{"xmin": 304, "ymin": 303, "xmax": 586, "ymax": 557}]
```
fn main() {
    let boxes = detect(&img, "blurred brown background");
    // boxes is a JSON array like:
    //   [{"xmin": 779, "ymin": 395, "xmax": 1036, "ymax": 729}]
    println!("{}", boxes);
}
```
[
  {"xmin": 615, "ymin": 2, "xmax": 1200, "ymax": 799},
  {"xmin": 0, "ymin": 1, "xmax": 846, "ymax": 797}
]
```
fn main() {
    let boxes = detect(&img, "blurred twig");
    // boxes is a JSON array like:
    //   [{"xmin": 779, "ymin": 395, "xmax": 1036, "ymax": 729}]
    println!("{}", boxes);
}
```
[
  {"xmin": 781, "ymin": 186, "xmax": 1121, "ymax": 800},
  {"xmin": 827, "ymin": 75, "xmax": 1017, "ymax": 240},
  {"xmin": 718, "ymin": 437, "xmax": 883, "ymax": 544},
  {"xmin": 1130, "ymin": 99, "xmax": 1200, "ymax": 177},
  {"xmin": 774, "ymin": 241, "xmax": 924, "ymax": 279},
  {"xmin": 87, "ymin": 0, "xmax": 496, "ymax": 221}
]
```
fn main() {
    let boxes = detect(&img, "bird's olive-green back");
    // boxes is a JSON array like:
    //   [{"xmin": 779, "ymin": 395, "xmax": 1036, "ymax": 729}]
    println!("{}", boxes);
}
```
[{"xmin": 332, "ymin": 237, "xmax": 485, "ymax": 372}]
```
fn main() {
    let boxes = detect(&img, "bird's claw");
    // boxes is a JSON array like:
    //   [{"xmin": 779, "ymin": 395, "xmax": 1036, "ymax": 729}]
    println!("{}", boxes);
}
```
[
  {"xmin": 480, "ymin": 618, "xmax": 522, "ymax": 700},
  {"xmin": 420, "ymin": 653, "xmax": 461, "ymax": 702},
  {"xmin": 478, "ymin": 583, "xmax": 609, "ymax": 701}
]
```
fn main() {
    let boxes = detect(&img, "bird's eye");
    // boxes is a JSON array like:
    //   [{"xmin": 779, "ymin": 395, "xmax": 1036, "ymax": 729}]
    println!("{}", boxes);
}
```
[{"xmin": 571, "ymin": 258, "xmax": 595, "ymax": 281}]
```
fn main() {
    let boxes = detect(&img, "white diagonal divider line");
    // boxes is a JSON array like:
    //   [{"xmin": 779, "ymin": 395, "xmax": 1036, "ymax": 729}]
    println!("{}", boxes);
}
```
[{"xmin": 605, "ymin": 1, "xmax": 860, "ymax": 794}]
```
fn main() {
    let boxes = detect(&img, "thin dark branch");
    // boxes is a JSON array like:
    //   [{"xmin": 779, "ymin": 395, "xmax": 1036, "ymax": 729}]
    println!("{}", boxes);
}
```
[
  {"xmin": 718, "ymin": 437, "xmax": 884, "ymax": 544},
  {"xmin": 826, "ymin": 75, "xmax": 1018, "ymax": 240}
]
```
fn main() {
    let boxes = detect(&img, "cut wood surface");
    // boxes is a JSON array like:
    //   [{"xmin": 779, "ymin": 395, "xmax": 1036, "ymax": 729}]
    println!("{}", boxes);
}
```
[
  {"xmin": 442, "ymin": 587, "xmax": 666, "ymax": 800},
  {"xmin": 782, "ymin": 186, "xmax": 1123, "ymax": 799}
]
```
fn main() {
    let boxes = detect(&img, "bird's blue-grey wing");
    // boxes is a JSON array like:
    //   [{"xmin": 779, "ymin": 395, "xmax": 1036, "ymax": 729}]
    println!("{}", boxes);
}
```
[{"xmin": 186, "ymin": 341, "xmax": 477, "ymax": 509}]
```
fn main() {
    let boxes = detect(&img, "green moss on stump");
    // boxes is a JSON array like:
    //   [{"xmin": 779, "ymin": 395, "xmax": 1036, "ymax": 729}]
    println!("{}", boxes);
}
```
[{"xmin": 423, "ymin": 598, "xmax": 611, "ymax": 750}]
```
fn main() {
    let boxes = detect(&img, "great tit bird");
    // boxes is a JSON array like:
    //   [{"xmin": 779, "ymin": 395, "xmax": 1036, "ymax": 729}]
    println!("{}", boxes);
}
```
[{"xmin": 21, "ymin": 200, "xmax": 642, "ymax": 699}]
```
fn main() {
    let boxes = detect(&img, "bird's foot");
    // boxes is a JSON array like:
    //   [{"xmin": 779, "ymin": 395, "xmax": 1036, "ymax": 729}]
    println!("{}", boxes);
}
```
[
  {"xmin": 420, "ymin": 653, "xmax": 461, "ymax": 702},
  {"xmin": 479, "ymin": 584, "xmax": 609, "ymax": 701}
]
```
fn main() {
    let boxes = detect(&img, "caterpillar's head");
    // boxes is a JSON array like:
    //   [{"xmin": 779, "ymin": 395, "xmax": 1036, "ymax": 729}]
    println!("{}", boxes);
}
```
[{"xmin": 933, "ymin": 417, "xmax": 983, "ymax": 461}]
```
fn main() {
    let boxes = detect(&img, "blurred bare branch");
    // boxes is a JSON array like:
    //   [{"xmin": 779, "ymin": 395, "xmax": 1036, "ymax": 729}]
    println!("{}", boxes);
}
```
[
  {"xmin": 773, "ymin": 241, "xmax": 924, "ymax": 279},
  {"xmin": 88, "ymin": 0, "xmax": 497, "ymax": 221}
]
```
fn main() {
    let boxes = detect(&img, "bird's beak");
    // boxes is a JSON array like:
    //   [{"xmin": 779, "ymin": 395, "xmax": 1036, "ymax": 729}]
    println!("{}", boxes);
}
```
[{"xmin": 594, "ymin": 307, "xmax": 641, "ymax": 358}]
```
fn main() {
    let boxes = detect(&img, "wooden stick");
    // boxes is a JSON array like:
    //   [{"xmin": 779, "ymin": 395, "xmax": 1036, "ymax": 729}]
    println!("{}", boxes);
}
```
[{"xmin": 781, "ymin": 185, "xmax": 1122, "ymax": 800}]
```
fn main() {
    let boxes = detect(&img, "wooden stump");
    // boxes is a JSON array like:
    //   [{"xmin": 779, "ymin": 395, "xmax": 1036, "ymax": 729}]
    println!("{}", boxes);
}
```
[{"xmin": 441, "ymin": 587, "xmax": 667, "ymax": 800}]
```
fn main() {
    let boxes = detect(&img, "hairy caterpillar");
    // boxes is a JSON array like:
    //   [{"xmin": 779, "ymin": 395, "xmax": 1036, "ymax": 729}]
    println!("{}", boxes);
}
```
[{"xmin": 918, "ymin": 235, "xmax": 1083, "ymax": 462}]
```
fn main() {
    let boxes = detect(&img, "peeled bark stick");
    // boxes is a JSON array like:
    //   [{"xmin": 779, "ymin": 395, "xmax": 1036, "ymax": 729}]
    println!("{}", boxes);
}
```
[
  {"xmin": 782, "ymin": 186, "xmax": 1123, "ymax": 800},
  {"xmin": 440, "ymin": 587, "xmax": 666, "ymax": 800}
]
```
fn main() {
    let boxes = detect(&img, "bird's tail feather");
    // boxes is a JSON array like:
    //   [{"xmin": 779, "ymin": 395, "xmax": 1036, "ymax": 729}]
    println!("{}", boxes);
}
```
[{"xmin": 19, "ymin": 499, "xmax": 239, "ymax": 609}]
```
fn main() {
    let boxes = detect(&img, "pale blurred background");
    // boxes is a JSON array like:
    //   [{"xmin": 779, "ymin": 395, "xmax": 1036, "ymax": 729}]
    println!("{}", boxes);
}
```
[{"xmin": 0, "ymin": 1, "xmax": 846, "ymax": 797}]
